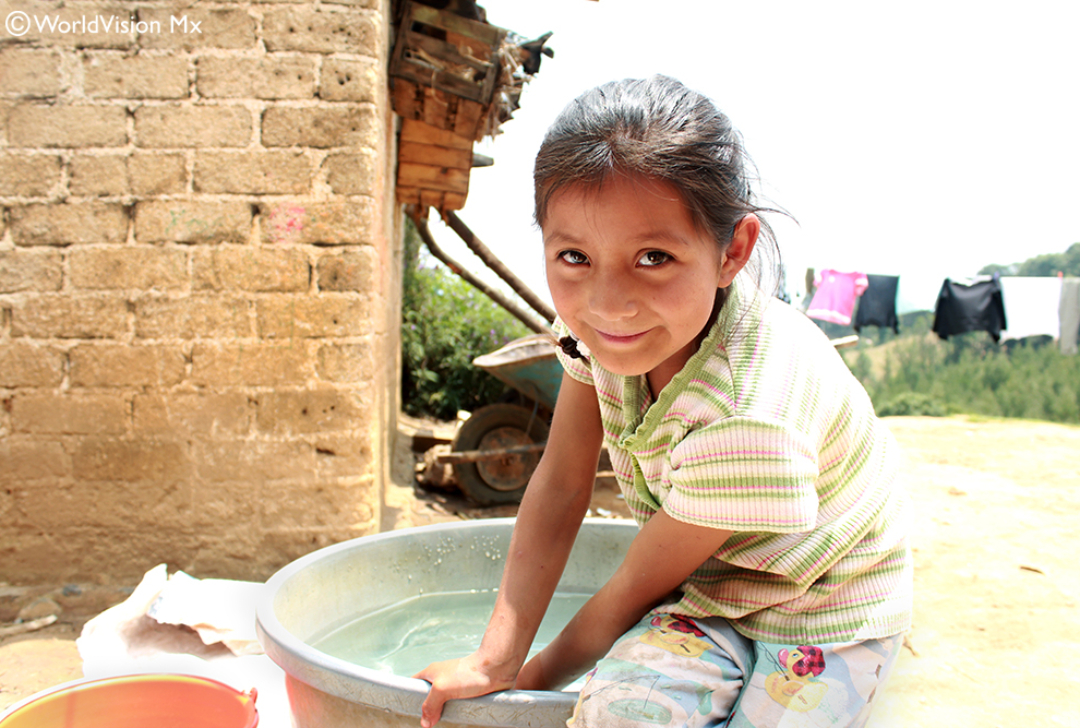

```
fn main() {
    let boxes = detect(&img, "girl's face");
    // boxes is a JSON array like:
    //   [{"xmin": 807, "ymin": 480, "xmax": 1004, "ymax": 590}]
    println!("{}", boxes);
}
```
[{"xmin": 543, "ymin": 176, "xmax": 739, "ymax": 391}]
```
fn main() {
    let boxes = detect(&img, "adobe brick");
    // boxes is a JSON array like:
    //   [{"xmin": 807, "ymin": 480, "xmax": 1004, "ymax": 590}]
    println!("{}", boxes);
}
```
[
  {"xmin": 0, "ymin": 440, "xmax": 70, "ymax": 487},
  {"xmin": 322, "ymin": 151, "xmax": 376, "ymax": 196},
  {"xmin": 255, "ymin": 386, "xmax": 362, "ymax": 435},
  {"xmin": 10, "ymin": 295, "xmax": 129, "ymax": 339},
  {"xmin": 312, "ymin": 433, "xmax": 372, "ymax": 479},
  {"xmin": 134, "ymin": 105, "xmax": 251, "ymax": 148},
  {"xmin": 256, "ymin": 294, "xmax": 367, "ymax": 339},
  {"xmin": 9, "ymin": 203, "xmax": 128, "ymax": 246},
  {"xmin": 7, "ymin": 105, "xmax": 128, "ymax": 148},
  {"xmin": 196, "ymin": 56, "xmax": 316, "ymax": 100},
  {"xmin": 0, "ymin": 250, "xmax": 63, "ymax": 294},
  {"xmin": 134, "ymin": 200, "xmax": 251, "ymax": 244},
  {"xmin": 262, "ymin": 7, "xmax": 376, "ymax": 54},
  {"xmin": 69, "ymin": 155, "xmax": 129, "ymax": 197},
  {"xmin": 261, "ymin": 105, "xmax": 376, "ymax": 149},
  {"xmin": 134, "ymin": 391, "xmax": 252, "ymax": 437},
  {"xmin": 129, "ymin": 153, "xmax": 188, "ymax": 195},
  {"xmin": 22, "ymin": 479, "xmax": 192, "ymax": 531},
  {"xmin": 0, "ymin": 343, "xmax": 65, "ymax": 387},
  {"xmin": 193, "ymin": 151, "xmax": 311, "ymax": 195},
  {"xmin": 316, "ymin": 248, "xmax": 375, "ymax": 292},
  {"xmin": 321, "ymin": 0, "xmax": 380, "ymax": 9},
  {"xmin": 72, "ymin": 438, "xmax": 190, "ymax": 482},
  {"xmin": 69, "ymin": 344, "xmax": 186, "ymax": 387},
  {"xmin": 0, "ymin": 48, "xmax": 64, "ymax": 97},
  {"xmin": 319, "ymin": 58, "xmax": 378, "ymax": 102},
  {"xmin": 189, "ymin": 342, "xmax": 315, "ymax": 386},
  {"xmin": 134, "ymin": 295, "xmax": 253, "ymax": 339},
  {"xmin": 138, "ymin": 8, "xmax": 257, "ymax": 51},
  {"xmin": 192, "ymin": 438, "xmax": 316, "ymax": 482},
  {"xmin": 258, "ymin": 525, "xmax": 376, "ymax": 576},
  {"xmin": 317, "ymin": 341, "xmax": 376, "ymax": 383},
  {"xmin": 192, "ymin": 247, "xmax": 309, "ymax": 292},
  {"xmin": 0, "ymin": 154, "xmax": 63, "ymax": 197},
  {"xmin": 69, "ymin": 246, "xmax": 188, "ymax": 291},
  {"xmin": 83, "ymin": 54, "xmax": 190, "ymax": 99},
  {"xmin": 187, "ymin": 480, "xmax": 258, "ymax": 530},
  {"xmin": 259, "ymin": 199, "xmax": 374, "ymax": 245},
  {"xmin": 12, "ymin": 393, "xmax": 128, "ymax": 435},
  {"xmin": 261, "ymin": 478, "xmax": 374, "ymax": 529}
]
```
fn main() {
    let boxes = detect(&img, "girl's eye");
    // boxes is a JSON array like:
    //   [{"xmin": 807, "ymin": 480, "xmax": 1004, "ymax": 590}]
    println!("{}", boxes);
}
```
[
  {"xmin": 638, "ymin": 251, "xmax": 672, "ymax": 267},
  {"xmin": 558, "ymin": 250, "xmax": 589, "ymax": 265}
]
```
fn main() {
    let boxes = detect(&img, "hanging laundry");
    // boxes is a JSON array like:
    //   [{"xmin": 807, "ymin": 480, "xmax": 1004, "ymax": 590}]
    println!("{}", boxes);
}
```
[
  {"xmin": 806, "ymin": 269, "xmax": 868, "ymax": 326},
  {"xmin": 1060, "ymin": 278, "xmax": 1080, "ymax": 355},
  {"xmin": 998, "ymin": 276, "xmax": 1063, "ymax": 341},
  {"xmin": 932, "ymin": 275, "xmax": 1007, "ymax": 342},
  {"xmin": 895, "ymin": 273, "xmax": 943, "ymax": 314},
  {"xmin": 853, "ymin": 274, "xmax": 900, "ymax": 334}
]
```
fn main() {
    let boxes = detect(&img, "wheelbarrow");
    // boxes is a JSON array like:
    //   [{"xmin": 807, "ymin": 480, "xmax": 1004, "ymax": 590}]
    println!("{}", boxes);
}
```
[{"xmin": 435, "ymin": 334, "xmax": 561, "ymax": 505}]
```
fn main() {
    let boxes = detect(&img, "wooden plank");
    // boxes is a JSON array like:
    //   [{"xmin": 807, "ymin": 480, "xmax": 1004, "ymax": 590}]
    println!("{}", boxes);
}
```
[
  {"xmin": 393, "ymin": 62, "xmax": 487, "ymax": 103},
  {"xmin": 446, "ymin": 30, "xmax": 496, "ymax": 60},
  {"xmin": 442, "ymin": 191, "xmax": 467, "ymax": 210},
  {"xmin": 399, "ymin": 142, "xmax": 472, "ymax": 170},
  {"xmin": 420, "ymin": 190, "xmax": 445, "ymax": 209},
  {"xmin": 421, "ymin": 89, "xmax": 452, "ymax": 128},
  {"xmin": 391, "ymin": 79, "xmax": 422, "ymax": 120},
  {"xmin": 396, "ymin": 186, "xmax": 422, "ymax": 205},
  {"xmin": 410, "ymin": 3, "xmax": 503, "ymax": 46},
  {"xmin": 400, "ymin": 119, "xmax": 472, "ymax": 151},
  {"xmin": 397, "ymin": 162, "xmax": 470, "ymax": 194},
  {"xmin": 454, "ymin": 99, "xmax": 484, "ymax": 139},
  {"xmin": 406, "ymin": 31, "xmax": 492, "ymax": 72}
]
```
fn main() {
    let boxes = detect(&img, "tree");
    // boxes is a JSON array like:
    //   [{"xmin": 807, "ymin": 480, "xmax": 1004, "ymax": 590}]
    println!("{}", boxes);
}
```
[
  {"xmin": 400, "ymin": 219, "xmax": 531, "ymax": 420},
  {"xmin": 980, "ymin": 242, "xmax": 1080, "ymax": 277}
]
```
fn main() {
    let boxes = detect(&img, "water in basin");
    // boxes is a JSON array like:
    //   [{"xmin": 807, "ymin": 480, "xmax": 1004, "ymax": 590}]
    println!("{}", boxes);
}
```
[{"xmin": 312, "ymin": 589, "xmax": 592, "ymax": 690}]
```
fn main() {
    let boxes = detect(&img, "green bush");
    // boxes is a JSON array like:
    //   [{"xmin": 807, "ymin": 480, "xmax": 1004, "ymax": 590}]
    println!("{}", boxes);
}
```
[
  {"xmin": 400, "ymin": 221, "xmax": 531, "ymax": 420},
  {"xmin": 851, "ymin": 333, "xmax": 1080, "ymax": 425},
  {"xmin": 876, "ymin": 392, "xmax": 947, "ymax": 417}
]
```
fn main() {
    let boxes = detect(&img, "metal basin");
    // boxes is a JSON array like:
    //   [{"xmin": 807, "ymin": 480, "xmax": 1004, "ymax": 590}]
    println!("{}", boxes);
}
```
[{"xmin": 256, "ymin": 518, "xmax": 637, "ymax": 728}]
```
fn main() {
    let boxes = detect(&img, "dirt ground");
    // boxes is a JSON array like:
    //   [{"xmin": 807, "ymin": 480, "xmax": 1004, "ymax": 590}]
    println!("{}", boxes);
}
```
[{"xmin": 2, "ymin": 414, "xmax": 1077, "ymax": 725}]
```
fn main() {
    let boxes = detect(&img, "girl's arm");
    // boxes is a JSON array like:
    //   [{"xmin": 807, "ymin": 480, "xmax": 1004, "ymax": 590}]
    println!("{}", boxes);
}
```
[
  {"xmin": 516, "ymin": 509, "xmax": 734, "ymax": 691},
  {"xmin": 415, "ymin": 373, "xmax": 604, "ymax": 728}
]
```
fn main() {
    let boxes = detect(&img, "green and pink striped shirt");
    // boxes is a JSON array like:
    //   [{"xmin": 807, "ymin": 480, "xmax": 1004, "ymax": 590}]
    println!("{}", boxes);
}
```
[{"xmin": 555, "ymin": 280, "xmax": 912, "ymax": 643}]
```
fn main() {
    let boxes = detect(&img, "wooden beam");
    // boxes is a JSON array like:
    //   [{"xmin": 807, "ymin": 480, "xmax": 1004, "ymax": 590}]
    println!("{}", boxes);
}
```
[{"xmin": 400, "ymin": 118, "xmax": 472, "ymax": 150}]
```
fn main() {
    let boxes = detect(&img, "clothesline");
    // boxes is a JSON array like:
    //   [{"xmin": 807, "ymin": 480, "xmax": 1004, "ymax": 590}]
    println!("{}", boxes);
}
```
[{"xmin": 800, "ymin": 268, "xmax": 1080, "ymax": 355}]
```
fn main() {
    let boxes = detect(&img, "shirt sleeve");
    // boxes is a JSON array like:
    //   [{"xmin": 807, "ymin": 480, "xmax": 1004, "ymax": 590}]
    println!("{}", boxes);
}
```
[
  {"xmin": 663, "ymin": 417, "xmax": 820, "ymax": 533},
  {"xmin": 552, "ymin": 317, "xmax": 594, "ymax": 386}
]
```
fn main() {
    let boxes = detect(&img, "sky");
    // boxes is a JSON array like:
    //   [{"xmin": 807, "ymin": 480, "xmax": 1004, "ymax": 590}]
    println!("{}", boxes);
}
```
[{"xmin": 422, "ymin": 0, "xmax": 1080, "ymax": 313}]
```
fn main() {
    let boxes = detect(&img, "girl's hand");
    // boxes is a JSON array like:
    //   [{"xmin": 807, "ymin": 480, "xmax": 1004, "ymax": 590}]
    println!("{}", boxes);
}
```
[{"xmin": 414, "ymin": 653, "xmax": 517, "ymax": 728}]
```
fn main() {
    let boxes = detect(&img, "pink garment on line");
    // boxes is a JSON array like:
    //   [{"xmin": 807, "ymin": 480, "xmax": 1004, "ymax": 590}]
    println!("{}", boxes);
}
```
[{"xmin": 807, "ymin": 269, "xmax": 869, "ymax": 326}]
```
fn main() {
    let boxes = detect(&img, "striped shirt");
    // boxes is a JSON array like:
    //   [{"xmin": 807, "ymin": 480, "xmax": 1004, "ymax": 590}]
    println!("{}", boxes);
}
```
[{"xmin": 555, "ymin": 280, "xmax": 912, "ymax": 643}]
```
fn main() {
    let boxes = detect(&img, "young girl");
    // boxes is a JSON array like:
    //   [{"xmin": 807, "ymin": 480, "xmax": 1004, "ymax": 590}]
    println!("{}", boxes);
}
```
[{"xmin": 416, "ymin": 75, "xmax": 912, "ymax": 728}]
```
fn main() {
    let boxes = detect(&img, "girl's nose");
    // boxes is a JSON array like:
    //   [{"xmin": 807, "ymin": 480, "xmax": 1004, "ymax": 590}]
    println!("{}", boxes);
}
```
[{"xmin": 588, "ymin": 268, "xmax": 636, "ymax": 321}]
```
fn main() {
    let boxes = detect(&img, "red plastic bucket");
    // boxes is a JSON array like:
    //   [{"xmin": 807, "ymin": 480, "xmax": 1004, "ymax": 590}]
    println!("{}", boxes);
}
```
[{"xmin": 0, "ymin": 674, "xmax": 258, "ymax": 728}]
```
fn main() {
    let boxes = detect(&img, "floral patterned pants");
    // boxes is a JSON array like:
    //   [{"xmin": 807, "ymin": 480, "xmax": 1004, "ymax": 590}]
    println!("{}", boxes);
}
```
[{"xmin": 568, "ymin": 612, "xmax": 902, "ymax": 728}]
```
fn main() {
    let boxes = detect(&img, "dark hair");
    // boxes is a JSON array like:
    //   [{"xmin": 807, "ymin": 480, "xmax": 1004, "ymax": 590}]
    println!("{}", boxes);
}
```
[{"xmin": 534, "ymin": 75, "xmax": 783, "ymax": 295}]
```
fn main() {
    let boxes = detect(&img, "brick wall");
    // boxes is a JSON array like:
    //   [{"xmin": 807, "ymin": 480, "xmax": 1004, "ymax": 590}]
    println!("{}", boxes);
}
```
[{"xmin": 0, "ymin": 0, "xmax": 401, "ymax": 583}]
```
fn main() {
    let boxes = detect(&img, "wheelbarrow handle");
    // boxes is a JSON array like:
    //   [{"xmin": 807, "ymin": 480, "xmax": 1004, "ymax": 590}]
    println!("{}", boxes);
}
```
[{"xmin": 437, "ymin": 441, "xmax": 547, "ymax": 465}]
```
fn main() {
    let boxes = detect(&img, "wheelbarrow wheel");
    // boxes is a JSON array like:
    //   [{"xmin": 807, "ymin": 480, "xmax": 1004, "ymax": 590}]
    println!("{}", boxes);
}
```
[{"xmin": 452, "ymin": 404, "xmax": 550, "ymax": 506}]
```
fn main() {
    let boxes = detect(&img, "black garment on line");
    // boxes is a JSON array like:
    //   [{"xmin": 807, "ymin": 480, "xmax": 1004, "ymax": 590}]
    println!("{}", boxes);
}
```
[
  {"xmin": 853, "ymin": 274, "xmax": 900, "ymax": 334},
  {"xmin": 932, "ymin": 276, "xmax": 1007, "ymax": 342}
]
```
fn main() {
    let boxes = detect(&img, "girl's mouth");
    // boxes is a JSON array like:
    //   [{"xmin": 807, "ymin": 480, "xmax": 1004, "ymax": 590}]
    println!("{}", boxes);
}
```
[{"xmin": 595, "ymin": 329, "xmax": 648, "ymax": 345}]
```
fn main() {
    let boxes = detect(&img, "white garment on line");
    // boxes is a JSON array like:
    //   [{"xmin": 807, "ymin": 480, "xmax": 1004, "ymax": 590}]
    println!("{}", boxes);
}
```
[
  {"xmin": 999, "ymin": 276, "xmax": 1062, "ymax": 341},
  {"xmin": 1060, "ymin": 278, "xmax": 1080, "ymax": 355}
]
